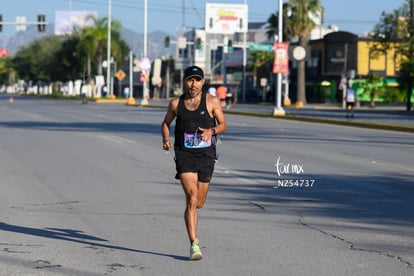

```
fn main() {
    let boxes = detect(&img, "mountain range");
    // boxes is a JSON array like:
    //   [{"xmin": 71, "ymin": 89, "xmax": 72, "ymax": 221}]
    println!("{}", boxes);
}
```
[{"xmin": 3, "ymin": 24, "xmax": 176, "ymax": 60}]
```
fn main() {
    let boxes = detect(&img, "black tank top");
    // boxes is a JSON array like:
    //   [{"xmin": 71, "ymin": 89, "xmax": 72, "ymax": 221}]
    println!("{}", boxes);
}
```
[{"xmin": 174, "ymin": 92, "xmax": 216, "ymax": 156}]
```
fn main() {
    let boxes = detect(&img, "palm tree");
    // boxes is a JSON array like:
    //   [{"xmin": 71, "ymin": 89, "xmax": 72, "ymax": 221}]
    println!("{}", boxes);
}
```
[
  {"xmin": 248, "ymin": 50, "xmax": 274, "ymax": 101},
  {"xmin": 366, "ymin": 73, "xmax": 383, "ymax": 107},
  {"xmin": 77, "ymin": 27, "xmax": 95, "ymax": 81},
  {"xmin": 248, "ymin": 51, "xmax": 274, "ymax": 85},
  {"xmin": 267, "ymin": 0, "xmax": 323, "ymax": 107},
  {"xmin": 78, "ymin": 16, "xmax": 123, "ymax": 81}
]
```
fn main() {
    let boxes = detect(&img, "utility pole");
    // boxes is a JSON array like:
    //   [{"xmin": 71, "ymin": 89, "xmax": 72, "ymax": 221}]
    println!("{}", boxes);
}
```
[
  {"xmin": 182, "ymin": 0, "xmax": 186, "ymax": 30},
  {"xmin": 407, "ymin": 0, "xmax": 414, "ymax": 111},
  {"xmin": 140, "ymin": 0, "xmax": 149, "ymax": 105},
  {"xmin": 273, "ymin": 0, "xmax": 286, "ymax": 116},
  {"xmin": 106, "ymin": 0, "xmax": 112, "ymax": 98},
  {"xmin": 242, "ymin": 0, "xmax": 247, "ymax": 103}
]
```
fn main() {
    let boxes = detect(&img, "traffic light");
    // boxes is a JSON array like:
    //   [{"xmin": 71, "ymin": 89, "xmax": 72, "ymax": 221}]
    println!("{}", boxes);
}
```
[
  {"xmin": 110, "ymin": 62, "xmax": 115, "ymax": 76},
  {"xmin": 227, "ymin": 39, "xmax": 233, "ymax": 52},
  {"xmin": 164, "ymin": 36, "xmax": 170, "ymax": 48},
  {"xmin": 196, "ymin": 38, "xmax": 202, "ymax": 49},
  {"xmin": 38, "ymin": 15, "xmax": 46, "ymax": 32},
  {"xmin": 0, "ymin": 15, "xmax": 2, "ymax": 32}
]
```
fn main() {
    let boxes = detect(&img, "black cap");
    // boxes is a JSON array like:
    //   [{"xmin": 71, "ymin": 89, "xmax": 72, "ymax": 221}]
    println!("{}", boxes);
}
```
[{"xmin": 184, "ymin": 65, "xmax": 204, "ymax": 80}]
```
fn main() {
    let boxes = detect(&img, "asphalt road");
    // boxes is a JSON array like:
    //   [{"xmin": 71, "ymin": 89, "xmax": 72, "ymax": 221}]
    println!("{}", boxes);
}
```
[{"xmin": 0, "ymin": 95, "xmax": 413, "ymax": 275}]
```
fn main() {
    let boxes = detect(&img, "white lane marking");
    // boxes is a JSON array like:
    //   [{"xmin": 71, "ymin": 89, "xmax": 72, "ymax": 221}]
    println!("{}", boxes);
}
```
[
  {"xmin": 215, "ymin": 164, "xmax": 275, "ymax": 185},
  {"xmin": 371, "ymin": 160, "xmax": 414, "ymax": 172},
  {"xmin": 98, "ymin": 135, "xmax": 135, "ymax": 144}
]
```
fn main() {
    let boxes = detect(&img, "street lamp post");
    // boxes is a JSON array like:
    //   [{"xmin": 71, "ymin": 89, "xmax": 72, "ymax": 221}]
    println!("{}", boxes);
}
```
[
  {"xmin": 242, "ymin": 0, "xmax": 247, "ymax": 103},
  {"xmin": 106, "ymin": 0, "xmax": 112, "ymax": 98},
  {"xmin": 140, "ymin": 0, "xmax": 149, "ymax": 105},
  {"xmin": 273, "ymin": 0, "xmax": 286, "ymax": 116}
]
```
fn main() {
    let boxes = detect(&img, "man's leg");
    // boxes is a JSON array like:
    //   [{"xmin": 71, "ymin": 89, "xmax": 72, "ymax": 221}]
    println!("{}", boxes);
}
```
[
  {"xmin": 180, "ymin": 172, "xmax": 210, "ymax": 243},
  {"xmin": 180, "ymin": 172, "xmax": 210, "ymax": 260},
  {"xmin": 196, "ymin": 180, "xmax": 209, "ymax": 209}
]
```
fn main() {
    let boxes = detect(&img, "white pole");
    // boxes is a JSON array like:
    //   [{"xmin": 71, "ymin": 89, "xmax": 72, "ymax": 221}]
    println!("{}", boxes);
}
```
[
  {"xmin": 242, "ymin": 0, "xmax": 247, "ymax": 103},
  {"xmin": 106, "ymin": 0, "xmax": 112, "ymax": 97},
  {"xmin": 141, "ymin": 0, "xmax": 149, "ymax": 105},
  {"xmin": 129, "ymin": 51, "xmax": 133, "ymax": 99},
  {"xmin": 126, "ymin": 50, "xmax": 136, "ymax": 104},
  {"xmin": 274, "ymin": 0, "xmax": 286, "ymax": 116},
  {"xmin": 277, "ymin": 0, "xmax": 282, "ymax": 108},
  {"xmin": 182, "ymin": 0, "xmax": 186, "ymax": 30},
  {"xmin": 144, "ymin": 0, "xmax": 148, "ymax": 60}
]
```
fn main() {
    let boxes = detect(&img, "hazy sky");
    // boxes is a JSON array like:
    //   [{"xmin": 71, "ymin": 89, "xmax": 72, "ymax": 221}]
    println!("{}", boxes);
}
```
[{"xmin": 1, "ymin": 0, "xmax": 406, "ymax": 36}]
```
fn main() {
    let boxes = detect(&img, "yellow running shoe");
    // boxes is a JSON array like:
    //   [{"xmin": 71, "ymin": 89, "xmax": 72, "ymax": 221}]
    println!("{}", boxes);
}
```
[{"xmin": 189, "ymin": 239, "xmax": 202, "ymax": 260}]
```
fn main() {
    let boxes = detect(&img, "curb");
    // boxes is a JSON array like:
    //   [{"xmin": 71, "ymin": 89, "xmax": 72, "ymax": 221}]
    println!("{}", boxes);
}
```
[
  {"xmin": 222, "ymin": 109, "xmax": 414, "ymax": 133},
  {"xmin": 93, "ymin": 98, "xmax": 129, "ymax": 103},
  {"xmin": 281, "ymin": 115, "xmax": 414, "ymax": 133}
]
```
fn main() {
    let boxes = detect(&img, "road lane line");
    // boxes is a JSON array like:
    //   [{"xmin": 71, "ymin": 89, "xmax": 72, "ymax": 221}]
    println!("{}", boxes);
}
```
[{"xmin": 98, "ymin": 134, "xmax": 135, "ymax": 144}]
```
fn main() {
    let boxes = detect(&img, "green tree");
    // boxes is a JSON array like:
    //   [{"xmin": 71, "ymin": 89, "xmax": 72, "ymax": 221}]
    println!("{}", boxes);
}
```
[
  {"xmin": 12, "ymin": 34, "xmax": 85, "ymax": 84},
  {"xmin": 247, "ymin": 50, "xmax": 274, "ymax": 84},
  {"xmin": 10, "ymin": 15, "xmax": 129, "ymax": 92},
  {"xmin": 110, "ymin": 30, "xmax": 130, "ymax": 67},
  {"xmin": 366, "ymin": 72, "xmax": 384, "ymax": 107},
  {"xmin": 52, "ymin": 35, "xmax": 86, "ymax": 81},
  {"xmin": 372, "ymin": 0, "xmax": 414, "ymax": 111},
  {"xmin": 0, "ymin": 57, "xmax": 15, "ymax": 86},
  {"xmin": 78, "ymin": 16, "xmax": 126, "ymax": 82},
  {"xmin": 265, "ymin": 4, "xmax": 290, "ymax": 42},
  {"xmin": 267, "ymin": 0, "xmax": 323, "ymax": 107},
  {"xmin": 13, "ymin": 36, "xmax": 63, "ymax": 82}
]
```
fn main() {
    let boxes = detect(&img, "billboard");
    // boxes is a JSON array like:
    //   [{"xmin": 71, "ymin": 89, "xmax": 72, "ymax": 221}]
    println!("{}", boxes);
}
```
[
  {"xmin": 55, "ymin": 11, "xmax": 98, "ymax": 35},
  {"xmin": 205, "ymin": 3, "xmax": 248, "ymax": 34}
]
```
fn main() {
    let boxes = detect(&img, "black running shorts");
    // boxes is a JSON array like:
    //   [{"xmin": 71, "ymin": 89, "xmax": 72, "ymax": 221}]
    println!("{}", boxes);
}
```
[{"xmin": 174, "ymin": 150, "xmax": 215, "ymax": 183}]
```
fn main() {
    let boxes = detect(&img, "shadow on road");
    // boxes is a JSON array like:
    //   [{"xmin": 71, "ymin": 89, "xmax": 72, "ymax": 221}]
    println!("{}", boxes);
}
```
[
  {"xmin": 0, "ymin": 121, "xmax": 161, "ymax": 135},
  {"xmin": 0, "ymin": 222, "xmax": 187, "ymax": 261},
  {"xmin": 211, "ymin": 171, "xmax": 414, "ymax": 232}
]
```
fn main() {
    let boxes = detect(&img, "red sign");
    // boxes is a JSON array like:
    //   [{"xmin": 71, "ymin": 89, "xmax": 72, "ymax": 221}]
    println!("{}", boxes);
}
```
[
  {"xmin": 0, "ymin": 49, "xmax": 10, "ymax": 58},
  {"xmin": 273, "ymin": 42, "xmax": 289, "ymax": 74}
]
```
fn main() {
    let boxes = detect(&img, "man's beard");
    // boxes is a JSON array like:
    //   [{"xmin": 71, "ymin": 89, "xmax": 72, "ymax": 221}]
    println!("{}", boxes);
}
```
[{"xmin": 186, "ymin": 89, "xmax": 201, "ymax": 98}]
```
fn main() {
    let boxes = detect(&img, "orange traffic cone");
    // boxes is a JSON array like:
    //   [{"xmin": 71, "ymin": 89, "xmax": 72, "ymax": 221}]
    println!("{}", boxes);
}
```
[{"xmin": 9, "ymin": 96, "xmax": 14, "ymax": 103}]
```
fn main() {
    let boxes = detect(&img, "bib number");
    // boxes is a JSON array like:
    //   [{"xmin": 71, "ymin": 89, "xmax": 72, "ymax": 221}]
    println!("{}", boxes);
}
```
[{"xmin": 184, "ymin": 132, "xmax": 211, "ymax": 149}]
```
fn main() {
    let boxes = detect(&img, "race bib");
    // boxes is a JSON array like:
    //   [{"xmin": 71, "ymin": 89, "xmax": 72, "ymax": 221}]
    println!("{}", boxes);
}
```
[
  {"xmin": 346, "ymin": 89, "xmax": 355, "ymax": 102},
  {"xmin": 184, "ymin": 132, "xmax": 211, "ymax": 148}
]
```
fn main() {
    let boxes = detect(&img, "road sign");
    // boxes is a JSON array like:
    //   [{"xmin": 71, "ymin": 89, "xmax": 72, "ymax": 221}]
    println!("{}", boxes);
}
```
[
  {"xmin": 16, "ymin": 16, "xmax": 27, "ymax": 31},
  {"xmin": 249, "ymin": 43, "xmax": 273, "ymax": 52},
  {"xmin": 178, "ymin": 37, "xmax": 187, "ymax": 49},
  {"xmin": 115, "ymin": 69, "xmax": 126, "ymax": 81},
  {"xmin": 133, "ymin": 59, "xmax": 140, "ymax": 72}
]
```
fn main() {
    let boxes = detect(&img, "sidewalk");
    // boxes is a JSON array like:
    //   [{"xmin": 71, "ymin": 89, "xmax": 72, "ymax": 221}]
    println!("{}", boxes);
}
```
[{"xmin": 228, "ymin": 102, "xmax": 414, "ymax": 133}]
